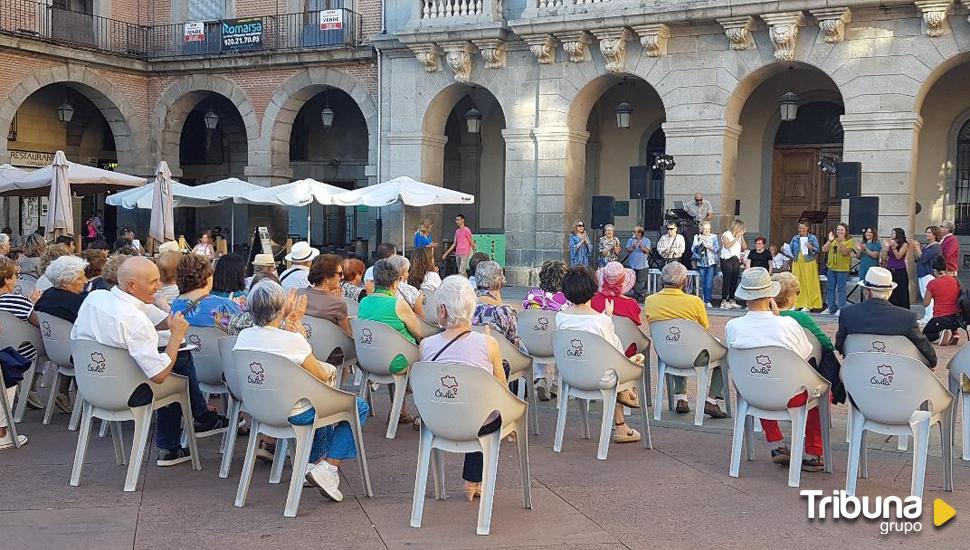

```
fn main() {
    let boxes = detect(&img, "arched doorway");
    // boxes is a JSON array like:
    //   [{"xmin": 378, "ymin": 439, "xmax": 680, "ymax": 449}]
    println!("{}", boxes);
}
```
[{"xmin": 639, "ymin": 127, "xmax": 667, "ymax": 231}]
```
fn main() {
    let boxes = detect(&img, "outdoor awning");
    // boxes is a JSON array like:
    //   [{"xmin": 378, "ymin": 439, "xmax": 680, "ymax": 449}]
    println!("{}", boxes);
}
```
[{"xmin": 0, "ymin": 153, "xmax": 146, "ymax": 196}]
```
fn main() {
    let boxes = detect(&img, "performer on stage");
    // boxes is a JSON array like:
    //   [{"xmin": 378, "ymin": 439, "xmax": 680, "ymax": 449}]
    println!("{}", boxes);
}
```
[{"xmin": 685, "ymin": 193, "xmax": 713, "ymax": 226}]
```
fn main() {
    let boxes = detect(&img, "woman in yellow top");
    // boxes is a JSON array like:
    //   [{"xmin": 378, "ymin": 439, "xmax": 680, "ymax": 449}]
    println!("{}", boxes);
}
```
[
  {"xmin": 821, "ymin": 222, "xmax": 856, "ymax": 316},
  {"xmin": 788, "ymin": 221, "xmax": 823, "ymax": 311}
]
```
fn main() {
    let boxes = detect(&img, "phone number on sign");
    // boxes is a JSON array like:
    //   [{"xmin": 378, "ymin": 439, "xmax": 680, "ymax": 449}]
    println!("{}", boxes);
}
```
[{"xmin": 224, "ymin": 35, "xmax": 261, "ymax": 46}]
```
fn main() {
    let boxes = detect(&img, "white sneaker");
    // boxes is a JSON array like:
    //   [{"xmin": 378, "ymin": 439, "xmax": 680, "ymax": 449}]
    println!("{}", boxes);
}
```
[
  {"xmin": 720, "ymin": 302, "xmax": 729, "ymax": 310},
  {"xmin": 0, "ymin": 433, "xmax": 28, "ymax": 449},
  {"xmin": 305, "ymin": 462, "xmax": 343, "ymax": 502},
  {"xmin": 705, "ymin": 302, "xmax": 713, "ymax": 308},
  {"xmin": 800, "ymin": 307, "xmax": 810, "ymax": 312}
]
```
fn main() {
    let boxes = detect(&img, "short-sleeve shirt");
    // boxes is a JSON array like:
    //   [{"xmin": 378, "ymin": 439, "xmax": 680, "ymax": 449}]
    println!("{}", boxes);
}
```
[
  {"xmin": 826, "ymin": 239, "xmax": 856, "ymax": 272},
  {"xmin": 625, "ymin": 237, "xmax": 652, "ymax": 270},
  {"xmin": 414, "ymin": 231, "xmax": 433, "ymax": 249},
  {"xmin": 297, "ymin": 287, "xmax": 349, "ymax": 326},
  {"xmin": 927, "ymin": 276, "xmax": 960, "ymax": 318},
  {"xmin": 454, "ymin": 226, "xmax": 474, "ymax": 256},
  {"xmin": 644, "ymin": 288, "xmax": 709, "ymax": 329},
  {"xmin": 591, "ymin": 292, "xmax": 641, "ymax": 326},
  {"xmin": 280, "ymin": 266, "xmax": 310, "ymax": 292},
  {"xmin": 555, "ymin": 311, "xmax": 622, "ymax": 352},
  {"xmin": 234, "ymin": 325, "xmax": 316, "ymax": 414},
  {"xmin": 747, "ymin": 249, "xmax": 772, "ymax": 270},
  {"xmin": 0, "ymin": 292, "xmax": 37, "ymax": 360}
]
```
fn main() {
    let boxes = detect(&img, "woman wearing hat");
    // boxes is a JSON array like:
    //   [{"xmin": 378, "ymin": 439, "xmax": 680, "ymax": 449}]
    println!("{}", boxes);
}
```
[
  {"xmin": 246, "ymin": 253, "xmax": 278, "ymax": 290},
  {"xmin": 591, "ymin": 262, "xmax": 644, "ymax": 351},
  {"xmin": 280, "ymin": 241, "xmax": 319, "ymax": 292}
]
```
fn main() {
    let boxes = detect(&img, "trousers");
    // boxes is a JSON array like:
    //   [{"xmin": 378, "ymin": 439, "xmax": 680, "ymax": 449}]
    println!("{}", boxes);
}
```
[
  {"xmin": 759, "ymin": 391, "xmax": 823, "ymax": 457},
  {"xmin": 288, "ymin": 397, "xmax": 369, "ymax": 463}
]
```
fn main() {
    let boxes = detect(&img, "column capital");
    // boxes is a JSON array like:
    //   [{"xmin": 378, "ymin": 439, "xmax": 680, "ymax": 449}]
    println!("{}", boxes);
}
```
[
  {"xmin": 914, "ymin": 0, "xmax": 952, "ymax": 37},
  {"xmin": 662, "ymin": 120, "xmax": 742, "ymax": 139},
  {"xmin": 840, "ymin": 112, "xmax": 923, "ymax": 131},
  {"xmin": 532, "ymin": 126, "xmax": 590, "ymax": 145},
  {"xmin": 387, "ymin": 132, "xmax": 450, "ymax": 148},
  {"xmin": 716, "ymin": 16, "xmax": 756, "ymax": 50},
  {"xmin": 555, "ymin": 30, "xmax": 591, "ymax": 63},
  {"xmin": 631, "ymin": 23, "xmax": 670, "ymax": 57}
]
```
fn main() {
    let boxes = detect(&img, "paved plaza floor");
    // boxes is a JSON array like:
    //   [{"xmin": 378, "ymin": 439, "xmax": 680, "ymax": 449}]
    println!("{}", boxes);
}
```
[{"xmin": 2, "ymin": 296, "xmax": 968, "ymax": 549}]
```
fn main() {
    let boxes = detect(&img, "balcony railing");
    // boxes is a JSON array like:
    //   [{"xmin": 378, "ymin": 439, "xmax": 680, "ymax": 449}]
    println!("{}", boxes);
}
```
[{"xmin": 0, "ymin": 0, "xmax": 361, "ymax": 60}]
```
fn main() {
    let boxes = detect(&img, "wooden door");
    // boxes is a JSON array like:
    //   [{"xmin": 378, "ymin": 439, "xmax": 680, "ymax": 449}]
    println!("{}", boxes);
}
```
[{"xmin": 770, "ymin": 148, "xmax": 841, "ymax": 243}]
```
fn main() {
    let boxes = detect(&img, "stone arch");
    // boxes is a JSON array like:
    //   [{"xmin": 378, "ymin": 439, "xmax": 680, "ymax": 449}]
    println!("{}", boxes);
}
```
[
  {"xmin": 0, "ymin": 64, "xmax": 143, "ymax": 171},
  {"xmin": 564, "ymin": 72, "xmax": 665, "ymax": 132},
  {"xmin": 258, "ymin": 67, "xmax": 377, "ymax": 181},
  {"xmin": 151, "ymin": 75, "xmax": 259, "ymax": 176},
  {"xmin": 914, "ymin": 51, "xmax": 970, "ymax": 116},
  {"xmin": 724, "ymin": 60, "xmax": 845, "ymax": 128}
]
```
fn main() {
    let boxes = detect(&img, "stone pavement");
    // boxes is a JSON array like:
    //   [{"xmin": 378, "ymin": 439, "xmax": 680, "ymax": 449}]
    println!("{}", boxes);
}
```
[{"xmin": 2, "ymin": 299, "xmax": 968, "ymax": 549}]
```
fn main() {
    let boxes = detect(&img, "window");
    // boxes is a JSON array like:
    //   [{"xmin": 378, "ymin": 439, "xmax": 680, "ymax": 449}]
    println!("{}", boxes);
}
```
[
  {"xmin": 188, "ymin": 0, "xmax": 226, "ymax": 21},
  {"xmin": 955, "ymin": 120, "xmax": 970, "ymax": 235}
]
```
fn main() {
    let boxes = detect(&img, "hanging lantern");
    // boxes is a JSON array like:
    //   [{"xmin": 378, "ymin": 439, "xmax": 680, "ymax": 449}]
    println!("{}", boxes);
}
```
[
  {"xmin": 56, "ymin": 102, "xmax": 74, "ymax": 124},
  {"xmin": 615, "ymin": 101, "xmax": 633, "ymax": 129},
  {"xmin": 321, "ymin": 106, "xmax": 335, "ymax": 128},
  {"xmin": 779, "ymin": 91, "xmax": 800, "ymax": 122},
  {"xmin": 203, "ymin": 109, "xmax": 219, "ymax": 130},
  {"xmin": 464, "ymin": 108, "xmax": 482, "ymax": 134}
]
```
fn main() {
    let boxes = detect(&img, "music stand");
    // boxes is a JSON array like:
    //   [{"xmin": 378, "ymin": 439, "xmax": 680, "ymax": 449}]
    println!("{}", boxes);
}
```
[{"xmin": 798, "ymin": 210, "xmax": 828, "ymax": 234}]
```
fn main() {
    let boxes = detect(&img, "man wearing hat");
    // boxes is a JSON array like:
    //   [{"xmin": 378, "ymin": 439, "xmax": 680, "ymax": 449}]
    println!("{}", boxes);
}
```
[
  {"xmin": 725, "ymin": 267, "xmax": 824, "ymax": 472},
  {"xmin": 280, "ymin": 241, "xmax": 319, "ymax": 292},
  {"xmin": 245, "ymin": 253, "xmax": 278, "ymax": 290},
  {"xmin": 157, "ymin": 240, "xmax": 182, "ymax": 254},
  {"xmin": 835, "ymin": 266, "xmax": 937, "ymax": 368}
]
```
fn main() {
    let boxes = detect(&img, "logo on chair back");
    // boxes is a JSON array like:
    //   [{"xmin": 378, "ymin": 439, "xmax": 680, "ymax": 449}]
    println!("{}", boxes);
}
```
[
  {"xmin": 434, "ymin": 375, "xmax": 459, "ymax": 398},
  {"xmin": 751, "ymin": 354, "xmax": 772, "ymax": 375},
  {"xmin": 567, "ymin": 338, "xmax": 583, "ymax": 357},
  {"xmin": 87, "ymin": 352, "xmax": 106, "ymax": 374},
  {"xmin": 534, "ymin": 316, "xmax": 550, "ymax": 332},
  {"xmin": 665, "ymin": 326, "xmax": 682, "ymax": 342},
  {"xmin": 188, "ymin": 334, "xmax": 202, "ymax": 351},
  {"xmin": 247, "ymin": 362, "xmax": 265, "ymax": 385},
  {"xmin": 41, "ymin": 320, "xmax": 52, "ymax": 337},
  {"xmin": 870, "ymin": 365, "xmax": 894, "ymax": 386},
  {"xmin": 303, "ymin": 323, "xmax": 312, "ymax": 337},
  {"xmin": 871, "ymin": 341, "xmax": 887, "ymax": 352},
  {"xmin": 359, "ymin": 328, "xmax": 373, "ymax": 344}
]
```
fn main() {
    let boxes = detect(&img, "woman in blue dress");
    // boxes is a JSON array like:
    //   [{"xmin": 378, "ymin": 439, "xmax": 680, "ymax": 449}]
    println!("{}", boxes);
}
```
[
  {"xmin": 568, "ymin": 221, "xmax": 591, "ymax": 267},
  {"xmin": 413, "ymin": 218, "xmax": 434, "ymax": 250}
]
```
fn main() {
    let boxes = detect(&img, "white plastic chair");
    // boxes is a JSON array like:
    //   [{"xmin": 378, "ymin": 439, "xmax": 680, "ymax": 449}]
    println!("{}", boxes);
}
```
[
  {"xmin": 841, "ymin": 351, "xmax": 953, "ymax": 499},
  {"xmin": 417, "ymin": 316, "xmax": 442, "ymax": 338},
  {"xmin": 69, "ymin": 339, "xmax": 201, "ymax": 491},
  {"xmin": 947, "ymin": 343, "xmax": 970, "ymax": 461},
  {"xmin": 232, "ymin": 349, "xmax": 372, "ymax": 517},
  {"xmin": 0, "ymin": 310, "xmax": 47, "ymax": 424},
  {"xmin": 802, "ymin": 328, "xmax": 823, "ymax": 368},
  {"xmin": 0, "ymin": 363, "xmax": 22, "ymax": 448},
  {"xmin": 422, "ymin": 290, "xmax": 438, "ymax": 324},
  {"xmin": 551, "ymin": 330, "xmax": 652, "ymax": 460},
  {"xmin": 302, "ymin": 316, "xmax": 357, "ymax": 388},
  {"xmin": 343, "ymin": 297, "xmax": 359, "ymax": 317},
  {"xmin": 409, "ymin": 360, "xmax": 531, "ymax": 536},
  {"xmin": 351, "ymin": 318, "xmax": 420, "ymax": 439},
  {"xmin": 13, "ymin": 274, "xmax": 36, "ymax": 298},
  {"xmin": 517, "ymin": 309, "xmax": 558, "ymax": 402},
  {"xmin": 217, "ymin": 336, "xmax": 243, "ymax": 478},
  {"xmin": 649, "ymin": 319, "xmax": 732, "ymax": 426},
  {"xmin": 471, "ymin": 325, "xmax": 539, "ymax": 435},
  {"xmin": 36, "ymin": 313, "xmax": 82, "ymax": 430},
  {"xmin": 727, "ymin": 346, "xmax": 833, "ymax": 488},
  {"xmin": 183, "ymin": 326, "xmax": 231, "ymax": 438},
  {"xmin": 612, "ymin": 315, "xmax": 653, "ymax": 407}
]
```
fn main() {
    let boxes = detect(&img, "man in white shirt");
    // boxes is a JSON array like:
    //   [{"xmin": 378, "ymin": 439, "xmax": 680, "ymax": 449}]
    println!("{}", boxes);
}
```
[
  {"xmin": 656, "ymin": 222, "xmax": 685, "ymax": 264},
  {"xmin": 725, "ymin": 267, "xmax": 823, "ymax": 473},
  {"xmin": 72, "ymin": 257, "xmax": 229, "ymax": 467},
  {"xmin": 363, "ymin": 242, "xmax": 397, "ymax": 294},
  {"xmin": 280, "ymin": 241, "xmax": 319, "ymax": 292}
]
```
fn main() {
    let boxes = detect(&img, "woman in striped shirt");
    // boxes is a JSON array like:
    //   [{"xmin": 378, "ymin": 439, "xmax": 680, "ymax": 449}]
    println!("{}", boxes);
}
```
[{"xmin": 0, "ymin": 256, "xmax": 40, "ymax": 360}]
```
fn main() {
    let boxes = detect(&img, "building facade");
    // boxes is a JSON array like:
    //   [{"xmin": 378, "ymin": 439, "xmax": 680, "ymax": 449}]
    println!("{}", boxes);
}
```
[{"xmin": 377, "ymin": 0, "xmax": 970, "ymax": 284}]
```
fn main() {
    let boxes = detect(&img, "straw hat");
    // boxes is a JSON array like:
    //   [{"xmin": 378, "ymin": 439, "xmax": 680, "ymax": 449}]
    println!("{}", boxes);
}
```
[
  {"xmin": 252, "ymin": 253, "xmax": 276, "ymax": 268},
  {"xmin": 158, "ymin": 241, "xmax": 181, "ymax": 254},
  {"xmin": 597, "ymin": 261, "xmax": 635, "ymax": 296},
  {"xmin": 285, "ymin": 241, "xmax": 319, "ymax": 263},
  {"xmin": 733, "ymin": 267, "xmax": 781, "ymax": 301},
  {"xmin": 860, "ymin": 266, "xmax": 897, "ymax": 290}
]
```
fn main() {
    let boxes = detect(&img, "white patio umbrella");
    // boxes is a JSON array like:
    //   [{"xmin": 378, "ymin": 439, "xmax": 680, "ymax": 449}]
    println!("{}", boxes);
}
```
[
  {"xmin": 46, "ymin": 151, "xmax": 73, "ymax": 238},
  {"xmin": 105, "ymin": 181, "xmax": 215, "ymax": 210},
  {"xmin": 149, "ymin": 161, "xmax": 176, "ymax": 244},
  {"xmin": 332, "ymin": 176, "xmax": 475, "ymax": 254},
  {"xmin": 235, "ymin": 178, "xmax": 347, "ymax": 239},
  {"xmin": 191, "ymin": 178, "xmax": 265, "ymax": 248},
  {"xmin": 0, "ymin": 164, "xmax": 28, "ymax": 186},
  {"xmin": 0, "ymin": 151, "xmax": 145, "ymax": 196}
]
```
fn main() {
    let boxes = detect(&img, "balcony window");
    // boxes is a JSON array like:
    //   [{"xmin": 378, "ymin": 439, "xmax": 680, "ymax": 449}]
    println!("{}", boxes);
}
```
[{"xmin": 188, "ymin": 0, "xmax": 228, "ymax": 22}]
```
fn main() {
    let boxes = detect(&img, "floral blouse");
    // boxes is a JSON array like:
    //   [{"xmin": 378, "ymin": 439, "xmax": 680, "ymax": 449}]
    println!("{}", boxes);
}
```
[
  {"xmin": 472, "ymin": 293, "xmax": 523, "ymax": 351},
  {"xmin": 170, "ymin": 294, "xmax": 242, "ymax": 329},
  {"xmin": 598, "ymin": 236, "xmax": 621, "ymax": 264},
  {"xmin": 341, "ymin": 281, "xmax": 365, "ymax": 302},
  {"xmin": 522, "ymin": 288, "xmax": 570, "ymax": 311}
]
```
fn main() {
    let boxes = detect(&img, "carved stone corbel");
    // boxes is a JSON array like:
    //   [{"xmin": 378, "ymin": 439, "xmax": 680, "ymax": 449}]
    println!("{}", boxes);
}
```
[
  {"xmin": 760, "ymin": 12, "xmax": 805, "ymax": 62},
  {"xmin": 521, "ymin": 34, "xmax": 557, "ymax": 64},
  {"xmin": 555, "ymin": 31, "xmax": 591, "ymax": 63},
  {"xmin": 591, "ymin": 28, "xmax": 632, "ymax": 73},
  {"xmin": 409, "ymin": 43, "xmax": 442, "ymax": 72},
  {"xmin": 472, "ymin": 38, "xmax": 507, "ymax": 69},
  {"xmin": 810, "ymin": 8, "xmax": 851, "ymax": 43},
  {"xmin": 716, "ymin": 16, "xmax": 755, "ymax": 50},
  {"xmin": 440, "ymin": 41, "xmax": 476, "ymax": 82},
  {"xmin": 631, "ymin": 24, "xmax": 670, "ymax": 57},
  {"xmin": 915, "ymin": 0, "xmax": 952, "ymax": 37}
]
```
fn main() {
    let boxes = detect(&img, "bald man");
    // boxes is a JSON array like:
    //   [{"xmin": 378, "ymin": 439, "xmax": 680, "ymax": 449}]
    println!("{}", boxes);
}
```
[{"xmin": 73, "ymin": 256, "xmax": 231, "ymax": 467}]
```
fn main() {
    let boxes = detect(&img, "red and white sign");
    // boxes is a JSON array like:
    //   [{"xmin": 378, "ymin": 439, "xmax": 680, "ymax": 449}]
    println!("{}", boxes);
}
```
[
  {"xmin": 319, "ymin": 10, "xmax": 343, "ymax": 30},
  {"xmin": 184, "ymin": 21, "xmax": 205, "ymax": 42}
]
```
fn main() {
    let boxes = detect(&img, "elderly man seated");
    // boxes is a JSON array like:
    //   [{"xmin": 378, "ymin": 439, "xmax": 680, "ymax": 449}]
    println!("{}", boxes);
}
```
[
  {"xmin": 71, "ymin": 257, "xmax": 230, "ymax": 467},
  {"xmin": 725, "ymin": 267, "xmax": 824, "ymax": 472},
  {"xmin": 644, "ymin": 262, "xmax": 727, "ymax": 418},
  {"xmin": 835, "ymin": 267, "xmax": 937, "ymax": 368}
]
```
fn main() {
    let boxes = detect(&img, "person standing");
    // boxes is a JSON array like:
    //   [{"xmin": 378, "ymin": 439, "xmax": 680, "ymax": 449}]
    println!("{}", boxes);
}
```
[
  {"xmin": 685, "ymin": 193, "xmax": 713, "ymax": 226},
  {"xmin": 414, "ymin": 218, "xmax": 435, "ymax": 250},
  {"xmin": 657, "ymin": 222, "xmax": 685, "ymax": 265},
  {"xmin": 940, "ymin": 221, "xmax": 959, "ymax": 274},
  {"xmin": 597, "ymin": 224, "xmax": 621, "ymax": 267},
  {"xmin": 884, "ymin": 228, "xmax": 911, "ymax": 309},
  {"xmin": 745, "ymin": 236, "xmax": 772, "ymax": 272},
  {"xmin": 789, "ymin": 221, "xmax": 822, "ymax": 311},
  {"xmin": 692, "ymin": 221, "xmax": 719, "ymax": 308},
  {"xmin": 568, "ymin": 222, "xmax": 591, "ymax": 267},
  {"xmin": 911, "ymin": 225, "xmax": 942, "ymax": 324},
  {"xmin": 625, "ymin": 225, "xmax": 651, "ymax": 300},
  {"xmin": 856, "ymin": 227, "xmax": 882, "ymax": 290},
  {"xmin": 821, "ymin": 223, "xmax": 855, "ymax": 316},
  {"xmin": 719, "ymin": 219, "xmax": 746, "ymax": 309},
  {"xmin": 442, "ymin": 214, "xmax": 476, "ymax": 277}
]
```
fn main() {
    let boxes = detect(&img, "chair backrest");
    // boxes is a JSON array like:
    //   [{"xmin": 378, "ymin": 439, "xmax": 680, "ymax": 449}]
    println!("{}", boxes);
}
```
[
  {"xmin": 612, "ymin": 315, "xmax": 650, "ymax": 354},
  {"xmin": 552, "ymin": 329, "xmax": 639, "ymax": 391},
  {"xmin": 0, "ymin": 310, "xmax": 44, "ymax": 358},
  {"xmin": 471, "ymin": 324, "xmax": 531, "ymax": 374},
  {"xmin": 417, "ymin": 317, "xmax": 442, "ymax": 338},
  {"xmin": 727, "ymin": 346, "xmax": 831, "ymax": 410},
  {"xmin": 218, "ymin": 335, "xmax": 241, "ymax": 399},
  {"xmin": 14, "ymin": 274, "xmax": 36, "ymax": 298},
  {"xmin": 351, "ymin": 318, "xmax": 419, "ymax": 376},
  {"xmin": 36, "ymin": 312, "xmax": 72, "ymax": 367},
  {"xmin": 947, "ymin": 343, "xmax": 970, "ymax": 386},
  {"xmin": 302, "ymin": 315, "xmax": 356, "ymax": 363},
  {"xmin": 841, "ymin": 351, "xmax": 952, "ymax": 425},
  {"xmin": 422, "ymin": 290, "xmax": 438, "ymax": 324},
  {"xmin": 410, "ymin": 360, "xmax": 522, "ymax": 441},
  {"xmin": 649, "ymin": 319, "xmax": 726, "ymax": 368},
  {"xmin": 183, "ymin": 325, "xmax": 228, "ymax": 386},
  {"xmin": 516, "ymin": 309, "xmax": 557, "ymax": 358},
  {"xmin": 802, "ymin": 327, "xmax": 823, "ymax": 366},
  {"xmin": 71, "ymin": 339, "xmax": 150, "ymax": 411},
  {"xmin": 343, "ymin": 297, "xmax": 359, "ymax": 317},
  {"xmin": 843, "ymin": 334, "xmax": 925, "ymax": 363}
]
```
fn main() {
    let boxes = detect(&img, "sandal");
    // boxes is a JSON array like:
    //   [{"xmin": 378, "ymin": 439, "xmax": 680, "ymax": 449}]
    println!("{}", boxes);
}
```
[
  {"xmin": 801, "ymin": 456, "xmax": 825, "ymax": 472},
  {"xmin": 612, "ymin": 422, "xmax": 641, "ymax": 444},
  {"xmin": 617, "ymin": 390, "xmax": 641, "ymax": 409},
  {"xmin": 770, "ymin": 446, "xmax": 790, "ymax": 465},
  {"xmin": 412, "ymin": 417, "xmax": 421, "ymax": 431}
]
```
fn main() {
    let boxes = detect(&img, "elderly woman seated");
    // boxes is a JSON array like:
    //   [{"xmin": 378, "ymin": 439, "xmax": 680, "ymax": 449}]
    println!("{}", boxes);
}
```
[
  {"xmin": 169, "ymin": 253, "xmax": 242, "ymax": 329},
  {"xmin": 340, "ymin": 258, "xmax": 366, "ymax": 302},
  {"xmin": 78, "ymin": 249, "xmax": 108, "ymax": 292},
  {"xmin": 472, "ymin": 261, "xmax": 523, "ymax": 349},
  {"xmin": 34, "ymin": 244, "xmax": 72, "ymax": 293},
  {"xmin": 385, "ymin": 254, "xmax": 425, "ymax": 319},
  {"xmin": 34, "ymin": 255, "xmax": 89, "ymax": 323},
  {"xmin": 419, "ymin": 275, "xmax": 505, "ymax": 501},
  {"xmin": 522, "ymin": 260, "xmax": 570, "ymax": 400},
  {"xmin": 234, "ymin": 280, "xmax": 368, "ymax": 502},
  {"xmin": 0, "ymin": 256, "xmax": 41, "ymax": 415}
]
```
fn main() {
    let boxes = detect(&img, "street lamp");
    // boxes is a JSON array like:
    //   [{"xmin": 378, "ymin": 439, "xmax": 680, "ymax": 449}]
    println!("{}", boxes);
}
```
[
  {"xmin": 615, "ymin": 101, "xmax": 633, "ymax": 129},
  {"xmin": 203, "ymin": 108, "xmax": 219, "ymax": 130},
  {"xmin": 464, "ymin": 107, "xmax": 481, "ymax": 134},
  {"xmin": 779, "ymin": 91, "xmax": 800, "ymax": 122},
  {"xmin": 321, "ymin": 92, "xmax": 335, "ymax": 127},
  {"xmin": 56, "ymin": 101, "xmax": 74, "ymax": 124}
]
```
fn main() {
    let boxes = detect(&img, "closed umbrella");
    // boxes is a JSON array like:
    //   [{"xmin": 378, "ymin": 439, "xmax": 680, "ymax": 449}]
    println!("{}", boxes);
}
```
[
  {"xmin": 46, "ymin": 151, "xmax": 73, "ymax": 238},
  {"xmin": 149, "ymin": 161, "xmax": 175, "ymax": 244}
]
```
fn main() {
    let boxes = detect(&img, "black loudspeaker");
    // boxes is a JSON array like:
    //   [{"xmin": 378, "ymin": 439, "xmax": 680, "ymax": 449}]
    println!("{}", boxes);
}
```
[
  {"xmin": 837, "ymin": 162, "xmax": 862, "ymax": 198},
  {"xmin": 591, "ymin": 196, "xmax": 615, "ymax": 229},
  {"xmin": 630, "ymin": 166, "xmax": 649, "ymax": 199},
  {"xmin": 734, "ymin": 200, "xmax": 741, "ymax": 216},
  {"xmin": 849, "ymin": 196, "xmax": 879, "ymax": 234}
]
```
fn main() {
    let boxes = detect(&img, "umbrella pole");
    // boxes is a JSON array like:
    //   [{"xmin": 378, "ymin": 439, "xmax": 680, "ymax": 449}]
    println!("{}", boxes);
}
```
[
  {"xmin": 307, "ymin": 206, "xmax": 311, "ymax": 242},
  {"xmin": 401, "ymin": 205, "xmax": 405, "ymax": 256},
  {"xmin": 230, "ymin": 205, "xmax": 235, "ymax": 250}
]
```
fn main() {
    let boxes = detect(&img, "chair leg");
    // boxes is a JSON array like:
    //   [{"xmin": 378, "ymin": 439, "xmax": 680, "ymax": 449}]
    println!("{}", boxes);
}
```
[
  {"xmin": 68, "ymin": 390, "xmax": 82, "ymax": 431},
  {"xmin": 14, "ymin": 362, "xmax": 36, "ymax": 423},
  {"xmin": 963, "ymin": 394, "xmax": 970, "ymax": 461},
  {"xmin": 597, "ymin": 388, "xmax": 618, "ymax": 460},
  {"xmin": 845, "ymin": 403, "xmax": 852, "ymax": 443},
  {"xmin": 43, "ymin": 372, "xmax": 59, "ymax": 425},
  {"xmin": 477, "ymin": 433, "xmax": 502, "ymax": 536},
  {"xmin": 180, "ymin": 392, "xmax": 201, "ymax": 471},
  {"xmin": 643, "ymin": 344, "xmax": 653, "ymax": 408},
  {"xmin": 110, "ymin": 420, "xmax": 126, "ymax": 466},
  {"xmin": 516, "ymin": 415, "xmax": 532, "ymax": 509},
  {"xmin": 940, "ymin": 408, "xmax": 954, "ymax": 492},
  {"xmin": 98, "ymin": 419, "xmax": 108, "ymax": 438},
  {"xmin": 283, "ymin": 427, "xmax": 313, "ymax": 518},
  {"xmin": 410, "ymin": 428, "xmax": 434, "ymax": 528},
  {"xmin": 124, "ymin": 406, "xmax": 153, "ymax": 492},
  {"xmin": 433, "ymin": 449, "xmax": 446, "ymax": 500},
  {"xmin": 787, "ymin": 406, "xmax": 808, "ymax": 488},
  {"xmin": 897, "ymin": 435, "xmax": 909, "ymax": 451},
  {"xmin": 718, "ymin": 363, "xmax": 732, "ymax": 418},
  {"xmin": 553, "ymin": 384, "xmax": 569, "ymax": 453},
  {"xmin": 654, "ymin": 362, "xmax": 666, "ymax": 421},
  {"xmin": 234, "ymin": 423, "xmax": 261, "ymax": 508},
  {"xmin": 386, "ymin": 374, "xmax": 408, "ymax": 439},
  {"xmin": 729, "ymin": 398, "xmax": 748, "ymax": 478},
  {"xmin": 555, "ymin": 373, "xmax": 563, "ymax": 411},
  {"xmin": 845, "ymin": 407, "xmax": 865, "ymax": 496},
  {"xmin": 819, "ymin": 397, "xmax": 833, "ymax": 474},
  {"xmin": 580, "ymin": 399, "xmax": 591, "ymax": 440},
  {"xmin": 219, "ymin": 399, "xmax": 242, "ymax": 479},
  {"xmin": 910, "ymin": 418, "xmax": 931, "ymax": 500},
  {"xmin": 638, "ymin": 379, "xmax": 652, "ymax": 450},
  {"xmin": 743, "ymin": 414, "xmax": 755, "ymax": 461},
  {"xmin": 350, "ymin": 410, "xmax": 373, "ymax": 497},
  {"xmin": 665, "ymin": 373, "xmax": 675, "ymax": 412},
  {"xmin": 0, "ymin": 384, "xmax": 19, "ymax": 448},
  {"xmin": 269, "ymin": 438, "xmax": 288, "ymax": 484},
  {"xmin": 69, "ymin": 402, "xmax": 94, "ymax": 487},
  {"xmin": 525, "ymin": 373, "xmax": 539, "ymax": 436},
  {"xmin": 693, "ymin": 366, "xmax": 709, "ymax": 427}
]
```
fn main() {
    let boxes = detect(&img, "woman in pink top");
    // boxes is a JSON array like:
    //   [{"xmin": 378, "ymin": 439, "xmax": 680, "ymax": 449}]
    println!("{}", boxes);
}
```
[
  {"xmin": 442, "ymin": 214, "xmax": 476, "ymax": 277},
  {"xmin": 419, "ymin": 275, "xmax": 505, "ymax": 502}
]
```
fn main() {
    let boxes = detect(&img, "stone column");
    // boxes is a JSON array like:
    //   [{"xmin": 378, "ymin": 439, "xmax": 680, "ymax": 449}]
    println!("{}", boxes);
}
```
[
  {"xmin": 382, "ymin": 132, "xmax": 449, "ymax": 251},
  {"xmin": 534, "ymin": 126, "xmax": 589, "ymax": 268},
  {"xmin": 502, "ymin": 128, "xmax": 537, "ymax": 285}
]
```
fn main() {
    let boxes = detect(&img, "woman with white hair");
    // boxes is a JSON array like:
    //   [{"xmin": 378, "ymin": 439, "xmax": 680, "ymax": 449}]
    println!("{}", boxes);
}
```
[
  {"xmin": 234, "ymin": 280, "xmax": 368, "ymax": 503},
  {"xmin": 472, "ymin": 261, "xmax": 522, "ymax": 351},
  {"xmin": 420, "ymin": 275, "xmax": 506, "ymax": 501},
  {"xmin": 384, "ymin": 254, "xmax": 425, "ymax": 319},
  {"xmin": 598, "ymin": 224, "xmax": 621, "ymax": 267}
]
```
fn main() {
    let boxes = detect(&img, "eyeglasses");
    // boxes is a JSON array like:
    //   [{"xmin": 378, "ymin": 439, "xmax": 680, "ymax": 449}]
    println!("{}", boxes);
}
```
[
  {"xmin": 667, "ymin": 227, "xmax": 676, "ymax": 231},
  {"xmin": 576, "ymin": 224, "xmax": 584, "ymax": 227}
]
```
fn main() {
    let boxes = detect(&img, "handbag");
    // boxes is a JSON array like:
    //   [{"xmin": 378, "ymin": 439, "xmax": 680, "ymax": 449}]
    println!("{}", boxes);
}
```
[{"xmin": 0, "ymin": 346, "xmax": 32, "ymax": 388}]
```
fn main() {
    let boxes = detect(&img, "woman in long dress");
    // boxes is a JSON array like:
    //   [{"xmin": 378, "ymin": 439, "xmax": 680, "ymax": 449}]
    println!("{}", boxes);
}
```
[
  {"xmin": 788, "ymin": 221, "xmax": 822, "ymax": 311},
  {"xmin": 884, "ymin": 228, "xmax": 911, "ymax": 308}
]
